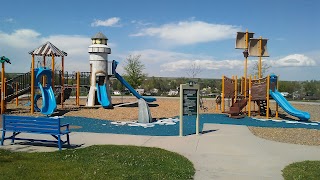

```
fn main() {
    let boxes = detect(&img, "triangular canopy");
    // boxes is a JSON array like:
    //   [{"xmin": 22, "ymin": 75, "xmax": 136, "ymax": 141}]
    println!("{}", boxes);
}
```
[{"xmin": 29, "ymin": 41, "xmax": 67, "ymax": 57}]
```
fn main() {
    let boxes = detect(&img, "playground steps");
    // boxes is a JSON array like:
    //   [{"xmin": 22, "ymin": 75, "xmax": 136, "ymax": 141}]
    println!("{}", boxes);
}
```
[
  {"xmin": 257, "ymin": 100, "xmax": 271, "ymax": 116},
  {"xmin": 227, "ymin": 99, "xmax": 247, "ymax": 118}
]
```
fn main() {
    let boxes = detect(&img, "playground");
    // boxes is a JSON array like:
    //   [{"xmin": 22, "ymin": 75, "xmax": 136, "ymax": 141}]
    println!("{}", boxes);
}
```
[
  {"xmin": 2, "ymin": 96, "xmax": 320, "ymax": 145},
  {"xmin": 0, "ymin": 31, "xmax": 319, "ymax": 179},
  {"xmin": 0, "ymin": 31, "xmax": 319, "ymax": 144}
]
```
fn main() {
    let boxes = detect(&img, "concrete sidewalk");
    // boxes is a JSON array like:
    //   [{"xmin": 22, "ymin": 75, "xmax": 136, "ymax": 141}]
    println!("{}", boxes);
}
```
[{"xmin": 1, "ymin": 124, "xmax": 320, "ymax": 180}]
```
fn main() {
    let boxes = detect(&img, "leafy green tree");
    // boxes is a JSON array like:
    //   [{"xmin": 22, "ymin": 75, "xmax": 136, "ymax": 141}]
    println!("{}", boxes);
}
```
[
  {"xmin": 123, "ymin": 55, "xmax": 146, "ymax": 89},
  {"xmin": 303, "ymin": 80, "xmax": 318, "ymax": 96},
  {"xmin": 278, "ymin": 81, "xmax": 301, "ymax": 94}
]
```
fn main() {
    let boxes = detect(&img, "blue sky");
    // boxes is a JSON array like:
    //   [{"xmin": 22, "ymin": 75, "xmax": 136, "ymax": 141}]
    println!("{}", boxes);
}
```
[{"xmin": 0, "ymin": 0, "xmax": 319, "ymax": 80}]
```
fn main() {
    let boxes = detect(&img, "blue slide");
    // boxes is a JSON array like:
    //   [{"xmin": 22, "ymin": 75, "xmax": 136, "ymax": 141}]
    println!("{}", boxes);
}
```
[
  {"xmin": 115, "ymin": 72, "xmax": 156, "ymax": 103},
  {"xmin": 35, "ymin": 68, "xmax": 57, "ymax": 115},
  {"xmin": 96, "ymin": 83, "xmax": 111, "ymax": 108},
  {"xmin": 270, "ymin": 89, "xmax": 310, "ymax": 121}
]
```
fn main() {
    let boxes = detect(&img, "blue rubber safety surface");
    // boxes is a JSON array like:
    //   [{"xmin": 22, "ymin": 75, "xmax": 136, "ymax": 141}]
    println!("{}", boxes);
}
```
[{"xmin": 61, "ymin": 114, "xmax": 320, "ymax": 136}]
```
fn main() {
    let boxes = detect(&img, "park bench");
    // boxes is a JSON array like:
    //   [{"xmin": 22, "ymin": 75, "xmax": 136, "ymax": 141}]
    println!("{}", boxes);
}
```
[{"xmin": 1, "ymin": 115, "xmax": 70, "ymax": 151}]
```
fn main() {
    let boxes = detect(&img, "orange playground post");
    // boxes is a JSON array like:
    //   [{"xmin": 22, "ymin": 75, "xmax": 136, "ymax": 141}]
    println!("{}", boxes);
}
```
[{"xmin": 221, "ymin": 75, "xmax": 225, "ymax": 112}]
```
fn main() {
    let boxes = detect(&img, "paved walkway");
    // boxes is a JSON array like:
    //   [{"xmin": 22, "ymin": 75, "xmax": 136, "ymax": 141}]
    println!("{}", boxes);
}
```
[{"xmin": 1, "ymin": 124, "xmax": 320, "ymax": 180}]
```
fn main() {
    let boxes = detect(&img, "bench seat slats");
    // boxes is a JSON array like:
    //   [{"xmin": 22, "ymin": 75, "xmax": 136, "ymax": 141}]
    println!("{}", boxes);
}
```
[
  {"xmin": 5, "ymin": 123, "xmax": 60, "ymax": 129},
  {"xmin": 4, "ymin": 126, "xmax": 60, "ymax": 134},
  {"xmin": 5, "ymin": 122, "xmax": 58, "ymax": 127},
  {"xmin": 5, "ymin": 119, "xmax": 60, "ymax": 125}
]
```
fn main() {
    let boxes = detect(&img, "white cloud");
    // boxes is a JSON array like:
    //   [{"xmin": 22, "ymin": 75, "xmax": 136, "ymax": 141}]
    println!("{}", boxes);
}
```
[
  {"xmin": 127, "ymin": 49, "xmax": 199, "ymax": 63},
  {"xmin": 44, "ymin": 35, "xmax": 92, "ymax": 72},
  {"xmin": 161, "ymin": 59, "xmax": 243, "ymax": 72},
  {"xmin": 131, "ymin": 20, "xmax": 153, "ymax": 27},
  {"xmin": 0, "ymin": 29, "xmax": 93, "ymax": 73},
  {"xmin": 157, "ymin": 53, "xmax": 317, "ymax": 79},
  {"xmin": 270, "ymin": 54, "xmax": 316, "ymax": 67},
  {"xmin": 0, "ymin": 27, "xmax": 319, "ymax": 80},
  {"xmin": 0, "ymin": 29, "xmax": 41, "ymax": 48},
  {"xmin": 130, "ymin": 20, "xmax": 241, "ymax": 45},
  {"xmin": 91, "ymin": 17, "xmax": 121, "ymax": 27}
]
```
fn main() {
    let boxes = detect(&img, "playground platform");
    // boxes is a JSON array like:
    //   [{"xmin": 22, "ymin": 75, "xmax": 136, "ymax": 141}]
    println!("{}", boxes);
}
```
[{"xmin": 1, "ymin": 123, "xmax": 320, "ymax": 180}]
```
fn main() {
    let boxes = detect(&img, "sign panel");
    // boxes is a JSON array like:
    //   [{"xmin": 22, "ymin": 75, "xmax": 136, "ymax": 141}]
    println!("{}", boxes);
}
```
[{"xmin": 183, "ymin": 89, "xmax": 198, "ymax": 115}]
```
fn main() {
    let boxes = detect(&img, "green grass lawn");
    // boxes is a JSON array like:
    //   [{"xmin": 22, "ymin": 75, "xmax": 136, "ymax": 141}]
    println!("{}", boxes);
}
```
[
  {"xmin": 282, "ymin": 160, "xmax": 320, "ymax": 180},
  {"xmin": 0, "ymin": 145, "xmax": 195, "ymax": 180}
]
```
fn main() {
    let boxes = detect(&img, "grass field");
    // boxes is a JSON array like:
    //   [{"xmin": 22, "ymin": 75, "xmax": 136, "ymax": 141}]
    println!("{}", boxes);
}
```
[
  {"xmin": 282, "ymin": 160, "xmax": 320, "ymax": 180},
  {"xmin": 0, "ymin": 145, "xmax": 195, "ymax": 180}
]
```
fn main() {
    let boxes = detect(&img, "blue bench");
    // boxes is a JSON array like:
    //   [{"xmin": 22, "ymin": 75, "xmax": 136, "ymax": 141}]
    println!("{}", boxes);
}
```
[{"xmin": 1, "ymin": 115, "xmax": 70, "ymax": 151}]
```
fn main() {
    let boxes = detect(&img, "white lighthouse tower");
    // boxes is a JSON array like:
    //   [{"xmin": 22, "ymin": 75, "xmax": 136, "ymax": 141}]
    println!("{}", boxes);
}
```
[{"xmin": 86, "ymin": 32, "xmax": 112, "ymax": 107}]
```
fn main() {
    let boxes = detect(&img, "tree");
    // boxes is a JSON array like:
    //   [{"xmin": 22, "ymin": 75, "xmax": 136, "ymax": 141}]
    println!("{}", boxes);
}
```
[
  {"xmin": 303, "ymin": 80, "xmax": 318, "ymax": 96},
  {"xmin": 278, "ymin": 81, "xmax": 301, "ymax": 94},
  {"xmin": 123, "ymin": 54, "xmax": 146, "ymax": 89},
  {"xmin": 186, "ymin": 63, "xmax": 203, "ymax": 79},
  {"xmin": 250, "ymin": 61, "xmax": 271, "ymax": 78}
]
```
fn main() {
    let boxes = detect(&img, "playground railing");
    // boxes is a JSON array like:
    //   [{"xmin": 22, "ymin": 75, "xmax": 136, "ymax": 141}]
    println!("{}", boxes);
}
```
[{"xmin": 4, "ymin": 72, "xmax": 32, "ymax": 102}]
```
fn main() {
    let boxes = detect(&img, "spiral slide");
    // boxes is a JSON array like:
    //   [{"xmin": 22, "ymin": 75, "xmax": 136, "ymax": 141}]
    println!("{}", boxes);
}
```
[{"xmin": 34, "ymin": 68, "xmax": 57, "ymax": 115}]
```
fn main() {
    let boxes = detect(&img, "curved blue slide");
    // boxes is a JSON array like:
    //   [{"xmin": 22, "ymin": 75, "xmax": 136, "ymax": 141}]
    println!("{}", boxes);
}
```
[
  {"xmin": 115, "ymin": 72, "xmax": 156, "ymax": 103},
  {"xmin": 35, "ymin": 68, "xmax": 57, "ymax": 115},
  {"xmin": 270, "ymin": 89, "xmax": 310, "ymax": 121},
  {"xmin": 96, "ymin": 83, "xmax": 111, "ymax": 108}
]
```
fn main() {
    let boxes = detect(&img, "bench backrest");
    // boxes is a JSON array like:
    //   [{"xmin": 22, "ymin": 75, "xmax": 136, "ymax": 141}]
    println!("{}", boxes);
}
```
[{"xmin": 2, "ymin": 115, "xmax": 62, "ymax": 134}]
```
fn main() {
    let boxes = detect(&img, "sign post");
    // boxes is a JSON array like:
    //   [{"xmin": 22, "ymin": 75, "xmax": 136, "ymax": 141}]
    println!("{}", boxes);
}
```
[{"xmin": 179, "ymin": 83, "xmax": 200, "ymax": 136}]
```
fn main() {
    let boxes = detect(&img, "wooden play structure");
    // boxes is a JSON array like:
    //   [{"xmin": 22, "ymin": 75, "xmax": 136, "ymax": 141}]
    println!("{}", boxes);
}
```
[
  {"xmin": 220, "ymin": 29, "xmax": 274, "ymax": 118},
  {"xmin": 221, "ymin": 75, "xmax": 278, "ymax": 119}
]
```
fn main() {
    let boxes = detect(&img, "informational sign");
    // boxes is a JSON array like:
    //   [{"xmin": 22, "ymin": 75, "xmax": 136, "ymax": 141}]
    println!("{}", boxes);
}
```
[
  {"xmin": 183, "ymin": 89, "xmax": 198, "ymax": 115},
  {"xmin": 179, "ymin": 83, "xmax": 200, "ymax": 136}
]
